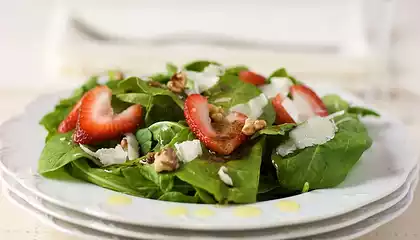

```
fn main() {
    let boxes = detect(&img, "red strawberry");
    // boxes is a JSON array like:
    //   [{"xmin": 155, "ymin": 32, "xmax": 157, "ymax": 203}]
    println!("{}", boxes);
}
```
[
  {"xmin": 290, "ymin": 85, "xmax": 328, "ymax": 117},
  {"xmin": 73, "ymin": 86, "xmax": 143, "ymax": 144},
  {"xmin": 238, "ymin": 71, "xmax": 266, "ymax": 86},
  {"xmin": 57, "ymin": 98, "xmax": 83, "ymax": 133},
  {"xmin": 184, "ymin": 94, "xmax": 247, "ymax": 155},
  {"xmin": 272, "ymin": 94, "xmax": 295, "ymax": 124}
]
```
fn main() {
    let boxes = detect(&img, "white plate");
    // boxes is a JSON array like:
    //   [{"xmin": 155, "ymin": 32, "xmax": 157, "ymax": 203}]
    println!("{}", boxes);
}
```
[
  {"xmin": 1, "ymin": 164, "xmax": 418, "ymax": 240},
  {"xmin": 4, "ymin": 174, "xmax": 418, "ymax": 240},
  {"xmin": 0, "ymin": 87, "xmax": 418, "ymax": 230}
]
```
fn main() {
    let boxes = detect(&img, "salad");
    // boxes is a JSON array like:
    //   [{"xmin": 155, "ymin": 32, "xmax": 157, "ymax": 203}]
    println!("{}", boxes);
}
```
[{"xmin": 38, "ymin": 60, "xmax": 379, "ymax": 204}]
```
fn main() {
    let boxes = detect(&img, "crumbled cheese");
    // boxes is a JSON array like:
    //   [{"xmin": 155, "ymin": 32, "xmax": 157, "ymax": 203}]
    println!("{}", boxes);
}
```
[
  {"xmin": 218, "ymin": 166, "xmax": 233, "ymax": 186},
  {"xmin": 203, "ymin": 64, "xmax": 225, "ymax": 76},
  {"xmin": 124, "ymin": 133, "xmax": 139, "ymax": 160},
  {"xmin": 259, "ymin": 77, "xmax": 292, "ymax": 99},
  {"xmin": 291, "ymin": 92, "xmax": 316, "ymax": 123},
  {"xmin": 229, "ymin": 93, "xmax": 268, "ymax": 119},
  {"xmin": 290, "ymin": 116, "xmax": 337, "ymax": 149},
  {"xmin": 80, "ymin": 144, "xmax": 128, "ymax": 166},
  {"xmin": 174, "ymin": 139, "xmax": 203, "ymax": 163},
  {"xmin": 281, "ymin": 98, "xmax": 301, "ymax": 123}
]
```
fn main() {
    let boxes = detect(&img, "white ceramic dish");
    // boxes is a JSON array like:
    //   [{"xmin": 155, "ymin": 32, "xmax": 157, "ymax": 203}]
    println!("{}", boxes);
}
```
[
  {"xmin": 0, "ymin": 86, "xmax": 418, "ymax": 230},
  {"xmin": 4, "ymin": 174, "xmax": 417, "ymax": 240},
  {"xmin": 1, "ymin": 164, "xmax": 418, "ymax": 240}
]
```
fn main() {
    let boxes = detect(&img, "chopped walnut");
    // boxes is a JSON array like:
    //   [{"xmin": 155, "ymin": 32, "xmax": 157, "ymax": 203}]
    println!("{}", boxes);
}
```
[
  {"xmin": 209, "ymin": 104, "xmax": 225, "ymax": 122},
  {"xmin": 113, "ymin": 71, "xmax": 124, "ymax": 81},
  {"xmin": 153, "ymin": 148, "xmax": 179, "ymax": 173},
  {"xmin": 167, "ymin": 72, "xmax": 186, "ymax": 93},
  {"xmin": 145, "ymin": 152, "xmax": 155, "ymax": 163},
  {"xmin": 241, "ymin": 119, "xmax": 267, "ymax": 136}
]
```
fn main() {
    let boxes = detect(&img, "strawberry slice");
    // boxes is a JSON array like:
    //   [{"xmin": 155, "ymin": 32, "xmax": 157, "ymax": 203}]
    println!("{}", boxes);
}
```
[
  {"xmin": 272, "ymin": 94, "xmax": 295, "ymax": 124},
  {"xmin": 57, "ymin": 98, "xmax": 83, "ymax": 133},
  {"xmin": 238, "ymin": 71, "xmax": 266, "ymax": 86},
  {"xmin": 184, "ymin": 94, "xmax": 247, "ymax": 155},
  {"xmin": 290, "ymin": 85, "xmax": 328, "ymax": 117},
  {"xmin": 73, "ymin": 86, "xmax": 143, "ymax": 144}
]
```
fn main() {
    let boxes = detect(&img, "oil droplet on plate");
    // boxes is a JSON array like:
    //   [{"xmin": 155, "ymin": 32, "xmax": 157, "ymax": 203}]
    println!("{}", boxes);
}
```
[
  {"xmin": 166, "ymin": 207, "xmax": 188, "ymax": 216},
  {"xmin": 107, "ymin": 195, "xmax": 132, "ymax": 206},
  {"xmin": 233, "ymin": 206, "xmax": 261, "ymax": 217},
  {"xmin": 276, "ymin": 200, "xmax": 300, "ymax": 212},
  {"xmin": 194, "ymin": 207, "xmax": 215, "ymax": 218}
]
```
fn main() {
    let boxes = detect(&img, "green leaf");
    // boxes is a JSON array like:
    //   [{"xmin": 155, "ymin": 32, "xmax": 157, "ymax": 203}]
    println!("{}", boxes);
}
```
[
  {"xmin": 322, "ymin": 94, "xmax": 350, "ymax": 113},
  {"xmin": 206, "ymin": 74, "xmax": 262, "ymax": 109},
  {"xmin": 148, "ymin": 73, "xmax": 171, "ymax": 83},
  {"xmin": 224, "ymin": 65, "xmax": 249, "ymax": 76},
  {"xmin": 259, "ymin": 102, "xmax": 277, "ymax": 125},
  {"xmin": 175, "ymin": 138, "xmax": 265, "ymax": 204},
  {"xmin": 116, "ymin": 93, "xmax": 151, "ymax": 106},
  {"xmin": 251, "ymin": 123, "xmax": 295, "ymax": 139},
  {"xmin": 272, "ymin": 114, "xmax": 372, "ymax": 191},
  {"xmin": 120, "ymin": 166, "xmax": 162, "ymax": 198},
  {"xmin": 136, "ymin": 78, "xmax": 184, "ymax": 109},
  {"xmin": 302, "ymin": 182, "xmax": 310, "ymax": 193},
  {"xmin": 268, "ymin": 68, "xmax": 299, "ymax": 85},
  {"xmin": 166, "ymin": 62, "xmax": 178, "ymax": 75},
  {"xmin": 132, "ymin": 165, "xmax": 175, "ymax": 192},
  {"xmin": 148, "ymin": 121, "xmax": 187, "ymax": 151},
  {"xmin": 38, "ymin": 132, "xmax": 96, "ymax": 174},
  {"xmin": 165, "ymin": 128, "xmax": 196, "ymax": 148},
  {"xmin": 194, "ymin": 187, "xmax": 217, "ymax": 204},
  {"xmin": 135, "ymin": 128, "xmax": 154, "ymax": 155},
  {"xmin": 144, "ymin": 95, "xmax": 185, "ymax": 126},
  {"xmin": 158, "ymin": 192, "xmax": 198, "ymax": 203},
  {"xmin": 39, "ymin": 77, "xmax": 98, "ymax": 139},
  {"xmin": 183, "ymin": 60, "xmax": 221, "ymax": 72},
  {"xmin": 69, "ymin": 159, "xmax": 143, "ymax": 196},
  {"xmin": 348, "ymin": 107, "xmax": 380, "ymax": 117}
]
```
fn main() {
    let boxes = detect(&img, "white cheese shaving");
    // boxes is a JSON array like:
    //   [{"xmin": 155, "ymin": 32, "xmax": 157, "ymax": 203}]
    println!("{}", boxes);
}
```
[
  {"xmin": 218, "ymin": 166, "xmax": 233, "ymax": 186},
  {"xmin": 184, "ymin": 64, "xmax": 224, "ymax": 95},
  {"xmin": 290, "ymin": 116, "xmax": 337, "ymax": 149},
  {"xmin": 80, "ymin": 144, "xmax": 128, "ymax": 166},
  {"xmin": 259, "ymin": 77, "xmax": 292, "ymax": 99},
  {"xmin": 174, "ymin": 139, "xmax": 203, "ymax": 163},
  {"xmin": 229, "ymin": 93, "xmax": 268, "ymax": 119},
  {"xmin": 276, "ymin": 139, "xmax": 297, "ymax": 157},
  {"xmin": 124, "ymin": 133, "xmax": 139, "ymax": 160}
]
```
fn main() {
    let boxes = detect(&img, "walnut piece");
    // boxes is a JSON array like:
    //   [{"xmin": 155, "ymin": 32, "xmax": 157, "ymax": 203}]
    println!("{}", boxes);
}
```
[
  {"xmin": 241, "ymin": 119, "xmax": 267, "ymax": 136},
  {"xmin": 145, "ymin": 152, "xmax": 155, "ymax": 163},
  {"xmin": 153, "ymin": 148, "xmax": 179, "ymax": 173},
  {"xmin": 120, "ymin": 138, "xmax": 128, "ymax": 150},
  {"xmin": 209, "ymin": 104, "xmax": 225, "ymax": 122},
  {"xmin": 167, "ymin": 72, "xmax": 186, "ymax": 93}
]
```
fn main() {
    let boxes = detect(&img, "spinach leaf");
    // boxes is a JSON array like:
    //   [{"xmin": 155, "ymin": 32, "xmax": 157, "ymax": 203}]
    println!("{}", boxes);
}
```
[
  {"xmin": 120, "ymin": 166, "xmax": 162, "ymax": 198},
  {"xmin": 259, "ymin": 102, "xmax": 277, "ymax": 126},
  {"xmin": 183, "ymin": 60, "xmax": 221, "ymax": 72},
  {"xmin": 116, "ymin": 93, "xmax": 151, "ymax": 106},
  {"xmin": 322, "ymin": 94, "xmax": 350, "ymax": 113},
  {"xmin": 144, "ymin": 95, "xmax": 185, "ymax": 126},
  {"xmin": 69, "ymin": 159, "xmax": 143, "ymax": 197},
  {"xmin": 194, "ymin": 187, "xmax": 217, "ymax": 204},
  {"xmin": 148, "ymin": 121, "xmax": 187, "ymax": 151},
  {"xmin": 206, "ymin": 74, "xmax": 262, "ymax": 109},
  {"xmin": 39, "ymin": 77, "xmax": 98, "ymax": 139},
  {"xmin": 251, "ymin": 123, "xmax": 295, "ymax": 139},
  {"xmin": 224, "ymin": 65, "xmax": 249, "ymax": 76},
  {"xmin": 128, "ymin": 165, "xmax": 174, "ymax": 192},
  {"xmin": 348, "ymin": 106, "xmax": 380, "ymax": 117},
  {"xmin": 268, "ymin": 68, "xmax": 299, "ymax": 85},
  {"xmin": 322, "ymin": 95, "xmax": 380, "ymax": 117},
  {"xmin": 166, "ymin": 128, "xmax": 196, "ymax": 147},
  {"xmin": 272, "ymin": 114, "xmax": 372, "ymax": 191},
  {"xmin": 135, "ymin": 128, "xmax": 153, "ymax": 155},
  {"xmin": 166, "ymin": 62, "xmax": 178, "ymax": 75},
  {"xmin": 38, "ymin": 132, "xmax": 96, "ymax": 174},
  {"xmin": 158, "ymin": 192, "xmax": 198, "ymax": 203},
  {"xmin": 175, "ymin": 138, "xmax": 265, "ymax": 204}
]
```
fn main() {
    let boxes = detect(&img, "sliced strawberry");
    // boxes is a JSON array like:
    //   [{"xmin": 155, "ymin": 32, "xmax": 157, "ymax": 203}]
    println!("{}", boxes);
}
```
[
  {"xmin": 184, "ymin": 94, "xmax": 247, "ymax": 155},
  {"xmin": 57, "ymin": 98, "xmax": 83, "ymax": 133},
  {"xmin": 73, "ymin": 86, "xmax": 143, "ymax": 144},
  {"xmin": 290, "ymin": 85, "xmax": 328, "ymax": 117},
  {"xmin": 272, "ymin": 94, "xmax": 295, "ymax": 124},
  {"xmin": 238, "ymin": 71, "xmax": 266, "ymax": 86}
]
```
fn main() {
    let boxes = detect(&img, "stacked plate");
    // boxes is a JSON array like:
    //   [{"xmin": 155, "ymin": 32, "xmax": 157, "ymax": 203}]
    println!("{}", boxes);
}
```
[{"xmin": 0, "ymin": 86, "xmax": 419, "ymax": 240}]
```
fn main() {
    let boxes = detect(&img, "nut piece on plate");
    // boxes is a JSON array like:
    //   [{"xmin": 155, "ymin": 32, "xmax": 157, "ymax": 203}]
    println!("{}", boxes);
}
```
[
  {"xmin": 167, "ymin": 72, "xmax": 186, "ymax": 93},
  {"xmin": 209, "ymin": 104, "xmax": 225, "ymax": 122},
  {"xmin": 153, "ymin": 148, "xmax": 180, "ymax": 172},
  {"xmin": 242, "ymin": 119, "xmax": 267, "ymax": 136}
]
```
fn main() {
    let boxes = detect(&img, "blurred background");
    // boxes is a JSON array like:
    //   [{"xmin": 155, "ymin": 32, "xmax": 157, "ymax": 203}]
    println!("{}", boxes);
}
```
[{"xmin": 0, "ymin": 0, "xmax": 419, "ymax": 239}]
